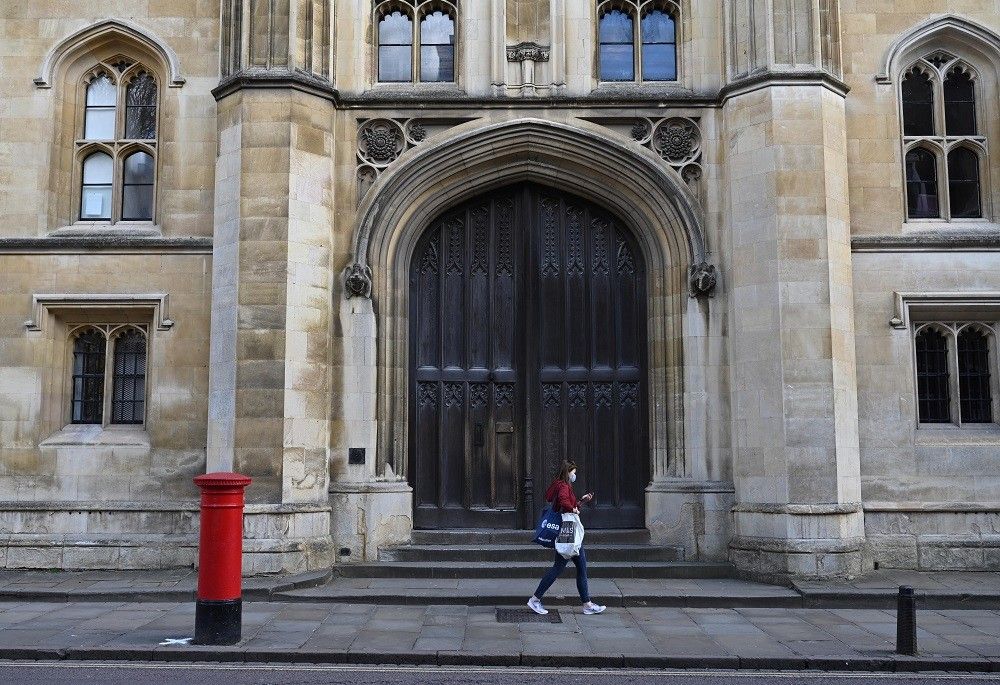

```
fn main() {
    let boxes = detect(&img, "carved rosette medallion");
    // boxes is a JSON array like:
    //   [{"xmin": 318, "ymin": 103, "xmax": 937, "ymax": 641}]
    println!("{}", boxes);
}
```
[
  {"xmin": 654, "ymin": 118, "xmax": 700, "ymax": 165},
  {"xmin": 356, "ymin": 117, "xmax": 436, "ymax": 205},
  {"xmin": 358, "ymin": 119, "xmax": 404, "ymax": 166},
  {"xmin": 626, "ymin": 116, "xmax": 705, "ymax": 203}
]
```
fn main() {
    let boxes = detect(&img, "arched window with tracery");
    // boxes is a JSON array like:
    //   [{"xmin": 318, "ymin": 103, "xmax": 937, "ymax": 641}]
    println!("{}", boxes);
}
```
[
  {"xmin": 900, "ymin": 52, "xmax": 987, "ymax": 221},
  {"xmin": 598, "ymin": 1, "xmax": 678, "ymax": 83},
  {"xmin": 78, "ymin": 59, "xmax": 158, "ymax": 223},
  {"xmin": 67, "ymin": 324, "xmax": 149, "ymax": 427},
  {"xmin": 376, "ymin": 1, "xmax": 456, "ymax": 84},
  {"xmin": 111, "ymin": 328, "xmax": 148, "ymax": 424},
  {"xmin": 915, "ymin": 326, "xmax": 951, "ymax": 423},
  {"xmin": 71, "ymin": 329, "xmax": 107, "ymax": 424},
  {"xmin": 912, "ymin": 321, "xmax": 999, "ymax": 427}
]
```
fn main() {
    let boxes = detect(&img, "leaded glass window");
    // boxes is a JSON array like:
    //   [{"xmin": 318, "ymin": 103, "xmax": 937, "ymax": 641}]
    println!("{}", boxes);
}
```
[
  {"xmin": 599, "ymin": 10, "xmax": 634, "ymax": 81},
  {"xmin": 378, "ymin": 10, "xmax": 413, "ymax": 82},
  {"xmin": 111, "ymin": 329, "xmax": 147, "ymax": 424},
  {"xmin": 905, "ymin": 148, "xmax": 939, "ymax": 219},
  {"xmin": 84, "ymin": 73, "xmax": 117, "ymax": 140},
  {"xmin": 598, "ymin": 1, "xmax": 679, "ymax": 84},
  {"xmin": 420, "ymin": 11, "xmax": 455, "ymax": 83},
  {"xmin": 900, "ymin": 53, "xmax": 987, "ymax": 221},
  {"xmin": 125, "ymin": 72, "xmax": 157, "ymax": 139},
  {"xmin": 76, "ymin": 60, "xmax": 159, "ymax": 223},
  {"xmin": 641, "ymin": 9, "xmax": 676, "ymax": 81},
  {"xmin": 902, "ymin": 69, "xmax": 934, "ymax": 136},
  {"xmin": 915, "ymin": 328, "xmax": 950, "ymax": 423},
  {"xmin": 122, "ymin": 151, "xmax": 155, "ymax": 221},
  {"xmin": 80, "ymin": 152, "xmax": 113, "ymax": 220},
  {"xmin": 376, "ymin": 2, "xmax": 457, "ymax": 84},
  {"xmin": 71, "ymin": 330, "xmax": 107, "ymax": 424},
  {"xmin": 944, "ymin": 67, "xmax": 976, "ymax": 136}
]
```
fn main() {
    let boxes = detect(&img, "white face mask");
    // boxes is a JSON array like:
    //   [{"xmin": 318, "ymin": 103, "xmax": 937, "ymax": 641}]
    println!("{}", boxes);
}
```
[{"xmin": 569, "ymin": 472, "xmax": 577, "ymax": 483}]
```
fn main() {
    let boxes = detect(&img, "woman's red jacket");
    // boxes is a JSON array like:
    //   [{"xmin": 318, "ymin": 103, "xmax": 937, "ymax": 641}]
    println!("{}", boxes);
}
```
[{"xmin": 545, "ymin": 479, "xmax": 578, "ymax": 514}]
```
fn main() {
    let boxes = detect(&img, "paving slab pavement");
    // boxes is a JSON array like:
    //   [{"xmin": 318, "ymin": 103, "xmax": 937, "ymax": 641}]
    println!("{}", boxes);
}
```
[
  {"xmin": 1, "ymin": 569, "xmax": 999, "ymax": 610},
  {"xmin": 0, "ymin": 600, "xmax": 997, "ymax": 672}
]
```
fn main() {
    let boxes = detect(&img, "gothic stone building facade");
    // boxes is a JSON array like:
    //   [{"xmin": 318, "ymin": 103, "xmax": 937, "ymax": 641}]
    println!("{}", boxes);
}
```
[{"xmin": 2, "ymin": 1, "xmax": 1000, "ymax": 580}]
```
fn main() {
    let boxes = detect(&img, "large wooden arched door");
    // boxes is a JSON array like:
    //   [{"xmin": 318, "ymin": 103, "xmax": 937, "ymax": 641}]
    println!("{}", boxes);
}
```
[{"xmin": 409, "ymin": 183, "xmax": 648, "ymax": 529}]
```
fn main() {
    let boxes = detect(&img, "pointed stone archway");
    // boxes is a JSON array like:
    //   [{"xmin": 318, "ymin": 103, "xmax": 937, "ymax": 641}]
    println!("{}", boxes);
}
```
[{"xmin": 334, "ymin": 117, "xmax": 722, "ymax": 557}]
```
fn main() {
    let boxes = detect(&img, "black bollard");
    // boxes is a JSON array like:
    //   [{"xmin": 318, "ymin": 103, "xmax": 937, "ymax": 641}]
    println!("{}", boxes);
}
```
[{"xmin": 896, "ymin": 585, "xmax": 917, "ymax": 655}]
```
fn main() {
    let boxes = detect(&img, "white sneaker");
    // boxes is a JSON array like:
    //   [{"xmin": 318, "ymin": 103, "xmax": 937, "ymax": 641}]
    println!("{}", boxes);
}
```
[
  {"xmin": 527, "ymin": 597, "xmax": 548, "ymax": 615},
  {"xmin": 583, "ymin": 602, "xmax": 606, "ymax": 615}
]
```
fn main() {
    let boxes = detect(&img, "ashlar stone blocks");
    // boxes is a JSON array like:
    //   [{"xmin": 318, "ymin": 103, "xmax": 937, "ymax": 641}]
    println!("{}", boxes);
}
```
[{"xmin": 723, "ymin": 82, "xmax": 868, "ymax": 580}]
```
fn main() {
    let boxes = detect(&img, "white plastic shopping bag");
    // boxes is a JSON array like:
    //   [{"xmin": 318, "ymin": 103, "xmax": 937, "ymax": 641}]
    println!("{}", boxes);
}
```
[{"xmin": 555, "ymin": 512, "xmax": 585, "ymax": 559}]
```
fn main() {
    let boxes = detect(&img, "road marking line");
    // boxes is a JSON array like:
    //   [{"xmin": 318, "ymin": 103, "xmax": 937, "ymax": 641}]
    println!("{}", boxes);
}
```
[{"xmin": 0, "ymin": 661, "xmax": 992, "ymax": 680}]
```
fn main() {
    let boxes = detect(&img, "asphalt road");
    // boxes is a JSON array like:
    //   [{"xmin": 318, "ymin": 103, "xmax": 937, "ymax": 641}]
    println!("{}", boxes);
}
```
[{"xmin": 0, "ymin": 662, "xmax": 997, "ymax": 685}]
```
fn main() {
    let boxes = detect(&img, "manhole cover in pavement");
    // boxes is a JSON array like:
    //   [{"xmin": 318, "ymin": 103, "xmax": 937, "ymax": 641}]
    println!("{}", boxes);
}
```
[{"xmin": 496, "ymin": 608, "xmax": 562, "ymax": 623}]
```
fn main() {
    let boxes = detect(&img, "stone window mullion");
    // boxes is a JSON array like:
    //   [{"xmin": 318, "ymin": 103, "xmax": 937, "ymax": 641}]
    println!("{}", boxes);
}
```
[
  {"xmin": 939, "ymin": 142, "xmax": 952, "ymax": 221},
  {"xmin": 412, "ymin": 9, "xmax": 420, "ymax": 82},
  {"xmin": 947, "ymin": 325, "xmax": 962, "ymax": 427},
  {"xmin": 633, "ymin": 6, "xmax": 641, "ymax": 82},
  {"xmin": 102, "ymin": 327, "xmax": 114, "ymax": 428},
  {"xmin": 990, "ymin": 324, "xmax": 1000, "ymax": 424}
]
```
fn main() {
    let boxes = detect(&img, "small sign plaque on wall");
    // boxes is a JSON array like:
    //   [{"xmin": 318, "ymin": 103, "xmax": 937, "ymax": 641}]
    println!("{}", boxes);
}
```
[{"xmin": 348, "ymin": 447, "xmax": 365, "ymax": 465}]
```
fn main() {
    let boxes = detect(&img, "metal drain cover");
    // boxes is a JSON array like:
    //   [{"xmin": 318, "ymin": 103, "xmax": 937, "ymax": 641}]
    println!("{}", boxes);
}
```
[{"xmin": 496, "ymin": 608, "xmax": 562, "ymax": 623}]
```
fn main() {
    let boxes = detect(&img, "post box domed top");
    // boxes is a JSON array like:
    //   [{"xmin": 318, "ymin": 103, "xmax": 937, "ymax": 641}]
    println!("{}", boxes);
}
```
[{"xmin": 193, "ymin": 472, "xmax": 252, "ymax": 489}]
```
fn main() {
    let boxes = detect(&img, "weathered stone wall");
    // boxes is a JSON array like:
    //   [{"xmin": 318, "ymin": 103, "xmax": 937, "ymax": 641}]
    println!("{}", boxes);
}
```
[
  {"xmin": 853, "ymin": 250, "xmax": 1000, "ymax": 570},
  {"xmin": 0, "ymin": 251, "xmax": 212, "ymax": 568},
  {"xmin": 2, "ymin": 0, "xmax": 1000, "ymax": 576},
  {"xmin": 839, "ymin": 3, "xmax": 1000, "ymax": 570}
]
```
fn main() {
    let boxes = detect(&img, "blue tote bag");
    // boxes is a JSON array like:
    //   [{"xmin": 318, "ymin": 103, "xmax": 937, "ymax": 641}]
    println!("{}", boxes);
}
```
[{"xmin": 532, "ymin": 506, "xmax": 562, "ymax": 548}]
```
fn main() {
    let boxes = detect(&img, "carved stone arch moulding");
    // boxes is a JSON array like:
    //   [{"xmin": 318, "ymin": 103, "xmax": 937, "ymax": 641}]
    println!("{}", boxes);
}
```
[
  {"xmin": 877, "ymin": 14, "xmax": 1000, "ymax": 84},
  {"xmin": 35, "ymin": 19, "xmax": 185, "ymax": 89},
  {"xmin": 342, "ymin": 117, "xmax": 714, "ymax": 481},
  {"xmin": 347, "ymin": 117, "xmax": 714, "ymax": 300}
]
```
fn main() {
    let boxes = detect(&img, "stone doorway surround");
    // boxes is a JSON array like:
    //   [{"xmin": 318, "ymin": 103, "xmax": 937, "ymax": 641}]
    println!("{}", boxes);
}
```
[{"xmin": 333, "ymin": 118, "xmax": 733, "ymax": 562}]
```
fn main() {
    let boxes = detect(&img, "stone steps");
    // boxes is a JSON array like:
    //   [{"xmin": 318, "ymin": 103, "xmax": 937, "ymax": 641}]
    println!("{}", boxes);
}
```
[
  {"xmin": 409, "ymin": 528, "xmax": 652, "ymax": 545},
  {"xmin": 333, "ymin": 560, "xmax": 734, "ymax": 579},
  {"xmin": 378, "ymin": 543, "xmax": 683, "ymax": 563}
]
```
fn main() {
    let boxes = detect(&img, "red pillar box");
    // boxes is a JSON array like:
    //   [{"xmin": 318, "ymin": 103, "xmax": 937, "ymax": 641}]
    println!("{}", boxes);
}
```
[{"xmin": 193, "ymin": 472, "xmax": 251, "ymax": 645}]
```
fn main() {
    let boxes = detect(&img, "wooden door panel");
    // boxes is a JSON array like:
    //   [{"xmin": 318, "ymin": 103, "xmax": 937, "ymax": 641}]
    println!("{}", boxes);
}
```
[
  {"xmin": 411, "ymin": 194, "xmax": 521, "ymax": 529},
  {"xmin": 411, "ymin": 183, "xmax": 647, "ymax": 530},
  {"xmin": 526, "ymin": 187, "xmax": 647, "ymax": 529}
]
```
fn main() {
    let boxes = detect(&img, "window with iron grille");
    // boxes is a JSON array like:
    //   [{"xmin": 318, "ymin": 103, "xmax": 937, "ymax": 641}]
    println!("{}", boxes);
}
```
[
  {"xmin": 958, "ymin": 328, "xmax": 992, "ymax": 423},
  {"xmin": 111, "ymin": 329, "xmax": 147, "ymax": 424},
  {"xmin": 67, "ymin": 324, "xmax": 148, "ymax": 427},
  {"xmin": 915, "ymin": 327, "xmax": 951, "ymax": 423},
  {"xmin": 71, "ymin": 329, "xmax": 107, "ymax": 424},
  {"xmin": 913, "ymin": 322, "xmax": 998, "ymax": 427}
]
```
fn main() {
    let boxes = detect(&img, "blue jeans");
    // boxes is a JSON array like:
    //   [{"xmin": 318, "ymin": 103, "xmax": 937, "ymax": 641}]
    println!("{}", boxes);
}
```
[{"xmin": 533, "ymin": 547, "xmax": 590, "ymax": 603}]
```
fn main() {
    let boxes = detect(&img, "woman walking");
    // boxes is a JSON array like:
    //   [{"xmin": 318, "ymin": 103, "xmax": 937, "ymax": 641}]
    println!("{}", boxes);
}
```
[{"xmin": 527, "ymin": 460, "xmax": 607, "ymax": 616}]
